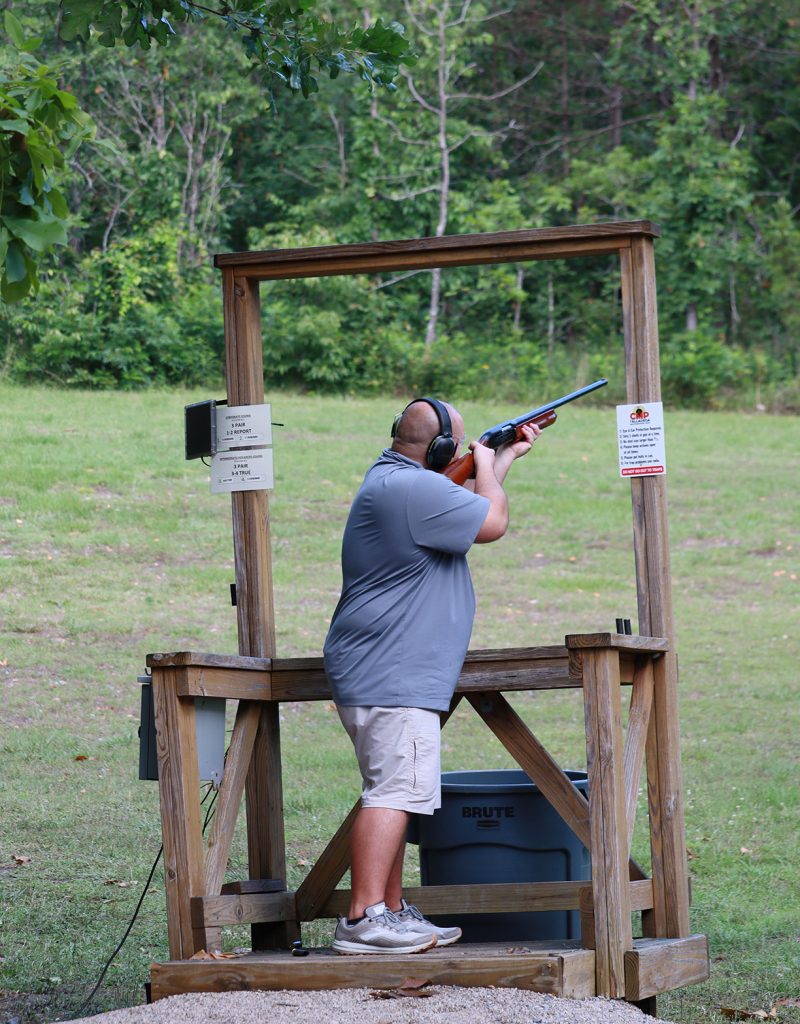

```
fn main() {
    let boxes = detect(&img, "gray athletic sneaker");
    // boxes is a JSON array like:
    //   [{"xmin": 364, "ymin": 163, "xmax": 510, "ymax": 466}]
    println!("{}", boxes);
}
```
[
  {"xmin": 332, "ymin": 901, "xmax": 437, "ymax": 955},
  {"xmin": 394, "ymin": 899, "xmax": 462, "ymax": 947}
]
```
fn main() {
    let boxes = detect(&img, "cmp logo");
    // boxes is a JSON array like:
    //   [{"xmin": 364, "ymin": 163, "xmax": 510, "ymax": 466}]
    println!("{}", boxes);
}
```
[{"xmin": 630, "ymin": 407, "xmax": 650, "ymax": 421}]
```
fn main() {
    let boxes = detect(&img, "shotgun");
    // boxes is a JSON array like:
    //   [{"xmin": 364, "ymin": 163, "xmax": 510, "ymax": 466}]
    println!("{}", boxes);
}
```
[{"xmin": 443, "ymin": 378, "xmax": 608, "ymax": 486}]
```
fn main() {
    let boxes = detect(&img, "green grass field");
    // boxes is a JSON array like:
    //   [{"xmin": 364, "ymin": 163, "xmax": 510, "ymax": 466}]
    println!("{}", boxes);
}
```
[{"xmin": 1, "ymin": 384, "xmax": 798, "ymax": 1023}]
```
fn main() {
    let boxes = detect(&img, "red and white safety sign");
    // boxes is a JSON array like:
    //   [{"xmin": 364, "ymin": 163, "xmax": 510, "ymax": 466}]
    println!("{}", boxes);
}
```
[{"xmin": 616, "ymin": 402, "xmax": 666, "ymax": 478}]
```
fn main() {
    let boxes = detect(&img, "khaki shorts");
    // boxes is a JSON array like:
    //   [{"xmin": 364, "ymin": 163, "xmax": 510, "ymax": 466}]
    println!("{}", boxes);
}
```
[{"xmin": 337, "ymin": 705, "xmax": 442, "ymax": 815}]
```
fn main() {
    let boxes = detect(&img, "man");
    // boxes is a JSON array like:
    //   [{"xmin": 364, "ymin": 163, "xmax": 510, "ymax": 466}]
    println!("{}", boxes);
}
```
[{"xmin": 323, "ymin": 397, "xmax": 540, "ymax": 954}]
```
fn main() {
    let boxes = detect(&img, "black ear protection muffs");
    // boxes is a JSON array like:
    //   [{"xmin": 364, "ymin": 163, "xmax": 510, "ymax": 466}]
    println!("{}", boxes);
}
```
[{"xmin": 391, "ymin": 397, "xmax": 458, "ymax": 470}]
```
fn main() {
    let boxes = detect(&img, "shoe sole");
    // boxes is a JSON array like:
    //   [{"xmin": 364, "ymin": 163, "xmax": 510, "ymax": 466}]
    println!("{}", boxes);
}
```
[
  {"xmin": 430, "ymin": 933, "xmax": 461, "ymax": 947},
  {"xmin": 332, "ymin": 935, "xmax": 437, "ymax": 955}
]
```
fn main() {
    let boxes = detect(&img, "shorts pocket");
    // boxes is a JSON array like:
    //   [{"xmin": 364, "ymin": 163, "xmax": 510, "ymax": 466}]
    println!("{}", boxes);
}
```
[{"xmin": 411, "ymin": 733, "xmax": 437, "ymax": 797}]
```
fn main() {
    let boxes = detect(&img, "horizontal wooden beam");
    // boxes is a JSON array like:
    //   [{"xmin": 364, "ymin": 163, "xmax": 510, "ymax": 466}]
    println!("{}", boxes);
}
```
[
  {"xmin": 147, "ymin": 646, "xmax": 579, "ymax": 702},
  {"xmin": 191, "ymin": 891, "xmax": 295, "ymax": 928},
  {"xmin": 624, "ymin": 935, "xmax": 709, "ymax": 1001},
  {"xmin": 318, "ymin": 879, "xmax": 653, "ymax": 921},
  {"xmin": 189, "ymin": 879, "xmax": 656, "ymax": 929},
  {"xmin": 150, "ymin": 941, "xmax": 597, "ymax": 1000},
  {"xmin": 566, "ymin": 634, "xmax": 668, "ymax": 680},
  {"xmin": 320, "ymin": 881, "xmax": 583, "ymax": 920},
  {"xmin": 565, "ymin": 633, "xmax": 669, "ymax": 652},
  {"xmin": 213, "ymin": 222, "xmax": 661, "ymax": 280},
  {"xmin": 220, "ymin": 879, "xmax": 285, "ymax": 895}
]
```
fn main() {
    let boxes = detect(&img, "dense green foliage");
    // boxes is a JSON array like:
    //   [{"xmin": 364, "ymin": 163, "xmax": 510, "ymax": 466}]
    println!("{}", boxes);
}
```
[
  {"xmin": 1, "ymin": 0, "xmax": 799, "ymax": 408},
  {"xmin": 0, "ymin": 10, "xmax": 96, "ymax": 302}
]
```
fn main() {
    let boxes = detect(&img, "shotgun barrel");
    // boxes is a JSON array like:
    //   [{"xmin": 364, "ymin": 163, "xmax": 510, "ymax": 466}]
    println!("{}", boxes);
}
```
[
  {"xmin": 478, "ymin": 378, "xmax": 608, "ymax": 449},
  {"xmin": 443, "ymin": 378, "xmax": 608, "ymax": 485}
]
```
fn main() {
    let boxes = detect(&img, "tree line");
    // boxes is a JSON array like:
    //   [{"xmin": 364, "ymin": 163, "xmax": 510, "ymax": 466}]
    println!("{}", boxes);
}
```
[{"xmin": 1, "ymin": 0, "xmax": 798, "ymax": 410}]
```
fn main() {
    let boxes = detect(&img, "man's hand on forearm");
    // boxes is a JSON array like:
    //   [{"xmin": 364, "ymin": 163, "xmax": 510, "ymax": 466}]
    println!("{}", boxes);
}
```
[{"xmin": 493, "ymin": 422, "xmax": 541, "ymax": 483}]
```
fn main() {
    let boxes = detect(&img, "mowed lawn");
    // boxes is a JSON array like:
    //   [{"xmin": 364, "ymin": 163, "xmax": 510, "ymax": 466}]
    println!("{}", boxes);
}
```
[{"xmin": 0, "ymin": 383, "xmax": 798, "ymax": 1023}]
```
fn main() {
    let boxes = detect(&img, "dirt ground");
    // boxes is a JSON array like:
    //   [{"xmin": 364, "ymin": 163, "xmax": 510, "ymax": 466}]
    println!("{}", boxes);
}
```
[{"xmin": 64, "ymin": 986, "xmax": 673, "ymax": 1024}]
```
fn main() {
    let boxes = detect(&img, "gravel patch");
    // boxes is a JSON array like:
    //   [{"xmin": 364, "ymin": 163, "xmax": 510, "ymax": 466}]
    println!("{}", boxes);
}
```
[{"xmin": 70, "ymin": 987, "xmax": 674, "ymax": 1024}]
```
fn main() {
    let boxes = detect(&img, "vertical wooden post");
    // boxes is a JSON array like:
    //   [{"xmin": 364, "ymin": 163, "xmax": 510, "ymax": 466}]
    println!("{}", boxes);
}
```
[
  {"xmin": 619, "ymin": 239, "xmax": 691, "ymax": 938},
  {"xmin": 222, "ymin": 269, "xmax": 275, "ymax": 656},
  {"xmin": 151, "ymin": 667, "xmax": 207, "ymax": 959},
  {"xmin": 582, "ymin": 648, "xmax": 632, "ymax": 997},
  {"xmin": 222, "ymin": 270, "xmax": 296, "ymax": 947}
]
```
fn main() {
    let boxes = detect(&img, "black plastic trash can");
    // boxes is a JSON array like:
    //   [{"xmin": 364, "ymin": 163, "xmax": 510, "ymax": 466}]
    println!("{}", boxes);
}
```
[{"xmin": 409, "ymin": 768, "xmax": 590, "ymax": 942}]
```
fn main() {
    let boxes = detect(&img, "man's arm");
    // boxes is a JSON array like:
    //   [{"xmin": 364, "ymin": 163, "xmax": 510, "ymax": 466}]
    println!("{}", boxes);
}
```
[
  {"xmin": 492, "ymin": 421, "xmax": 541, "ymax": 483},
  {"xmin": 471, "ymin": 422, "xmax": 540, "ymax": 544},
  {"xmin": 472, "ymin": 444, "xmax": 508, "ymax": 543}
]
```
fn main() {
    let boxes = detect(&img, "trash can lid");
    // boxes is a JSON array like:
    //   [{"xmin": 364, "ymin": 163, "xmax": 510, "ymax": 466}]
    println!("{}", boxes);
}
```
[{"xmin": 440, "ymin": 768, "xmax": 587, "ymax": 794}]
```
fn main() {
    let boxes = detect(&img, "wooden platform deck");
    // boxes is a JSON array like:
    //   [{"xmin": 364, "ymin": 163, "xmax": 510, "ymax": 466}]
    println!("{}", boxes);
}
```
[
  {"xmin": 150, "ymin": 934, "xmax": 709, "ymax": 1003},
  {"xmin": 150, "ymin": 939, "xmax": 596, "ymax": 1001}
]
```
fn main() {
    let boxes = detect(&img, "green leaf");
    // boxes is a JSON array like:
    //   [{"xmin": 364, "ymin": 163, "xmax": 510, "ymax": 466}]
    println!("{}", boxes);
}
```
[
  {"xmin": 5, "ymin": 239, "xmax": 28, "ymax": 282},
  {"xmin": 3, "ymin": 215, "xmax": 68, "ymax": 252},
  {"xmin": 4, "ymin": 10, "xmax": 25, "ymax": 48},
  {"xmin": 0, "ymin": 118, "xmax": 30, "ymax": 134},
  {"xmin": 46, "ymin": 187, "xmax": 69, "ymax": 219},
  {"xmin": 58, "ymin": 10, "xmax": 92, "ymax": 42},
  {"xmin": 1, "ymin": 271, "xmax": 33, "ymax": 302}
]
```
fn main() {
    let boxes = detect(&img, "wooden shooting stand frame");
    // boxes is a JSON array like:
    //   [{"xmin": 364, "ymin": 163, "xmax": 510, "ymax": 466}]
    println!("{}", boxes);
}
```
[{"xmin": 147, "ymin": 221, "xmax": 709, "ymax": 1008}]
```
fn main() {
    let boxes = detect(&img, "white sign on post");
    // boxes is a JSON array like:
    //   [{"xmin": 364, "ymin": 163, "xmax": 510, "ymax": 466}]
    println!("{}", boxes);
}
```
[
  {"xmin": 210, "ymin": 449, "xmax": 274, "ymax": 493},
  {"xmin": 215, "ymin": 403, "xmax": 273, "ymax": 451},
  {"xmin": 209, "ymin": 402, "xmax": 274, "ymax": 493},
  {"xmin": 616, "ymin": 402, "xmax": 667, "ymax": 478}
]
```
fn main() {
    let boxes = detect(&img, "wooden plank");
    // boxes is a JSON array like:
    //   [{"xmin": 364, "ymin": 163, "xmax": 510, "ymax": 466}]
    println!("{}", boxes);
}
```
[
  {"xmin": 236, "ymin": 239, "xmax": 619, "ymax": 281},
  {"xmin": 147, "ymin": 651, "xmax": 272, "ymax": 671},
  {"xmin": 179, "ymin": 667, "xmax": 275, "ymax": 701},
  {"xmin": 566, "ymin": 634, "xmax": 668, "ymax": 680},
  {"xmin": 150, "ymin": 942, "xmax": 597, "ymax": 1000},
  {"xmin": 151, "ymin": 669, "xmax": 207, "ymax": 959},
  {"xmin": 220, "ymin": 879, "xmax": 285, "ymax": 895},
  {"xmin": 214, "ymin": 238, "xmax": 632, "ymax": 282},
  {"xmin": 578, "ymin": 880, "xmax": 654, "ymax": 950},
  {"xmin": 173, "ymin": 661, "xmax": 578, "ymax": 702},
  {"xmin": 294, "ymin": 799, "xmax": 360, "ymax": 922},
  {"xmin": 618, "ymin": 652, "xmax": 647, "ymax": 684},
  {"xmin": 203, "ymin": 700, "xmax": 262, "ymax": 896},
  {"xmin": 565, "ymin": 633, "xmax": 669, "ymax": 653},
  {"xmin": 624, "ymin": 935, "xmax": 709, "ymax": 1000},
  {"xmin": 624, "ymin": 235, "xmax": 691, "ymax": 940},
  {"xmin": 148, "ymin": 646, "xmax": 566, "ymax": 673},
  {"xmin": 647, "ymin": 647, "xmax": 691, "ymax": 936},
  {"xmin": 321, "ymin": 880, "xmax": 592, "ymax": 918},
  {"xmin": 623, "ymin": 658, "xmax": 655, "ymax": 850},
  {"xmin": 465, "ymin": 692, "xmax": 591, "ymax": 848},
  {"xmin": 159, "ymin": 647, "xmax": 576, "ymax": 702},
  {"xmin": 223, "ymin": 269, "xmax": 296, "ymax": 947},
  {"xmin": 192, "ymin": 892, "xmax": 296, "ymax": 928},
  {"xmin": 246, "ymin": 702, "xmax": 298, "ymax": 948},
  {"xmin": 223, "ymin": 271, "xmax": 274, "ymax": 659},
  {"xmin": 214, "ymin": 221, "xmax": 660, "ymax": 273},
  {"xmin": 582, "ymin": 648, "xmax": 632, "ymax": 998},
  {"xmin": 561, "ymin": 945, "xmax": 598, "ymax": 999}
]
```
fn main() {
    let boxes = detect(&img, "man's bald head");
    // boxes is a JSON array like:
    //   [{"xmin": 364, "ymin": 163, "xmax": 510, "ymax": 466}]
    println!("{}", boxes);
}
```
[{"xmin": 391, "ymin": 398, "xmax": 464, "ymax": 470}]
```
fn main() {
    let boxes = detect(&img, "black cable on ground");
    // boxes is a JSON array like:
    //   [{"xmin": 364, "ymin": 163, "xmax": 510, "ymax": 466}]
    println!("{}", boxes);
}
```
[
  {"xmin": 72, "ymin": 785, "xmax": 219, "ymax": 1020},
  {"xmin": 71, "ymin": 844, "xmax": 163, "ymax": 1021}
]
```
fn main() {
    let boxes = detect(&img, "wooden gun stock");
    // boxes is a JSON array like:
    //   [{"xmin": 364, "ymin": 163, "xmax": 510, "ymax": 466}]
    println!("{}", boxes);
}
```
[{"xmin": 443, "ymin": 409, "xmax": 558, "ymax": 485}]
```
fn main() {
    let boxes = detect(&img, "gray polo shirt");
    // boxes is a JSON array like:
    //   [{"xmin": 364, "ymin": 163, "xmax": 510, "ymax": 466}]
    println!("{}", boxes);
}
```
[{"xmin": 323, "ymin": 449, "xmax": 490, "ymax": 712}]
